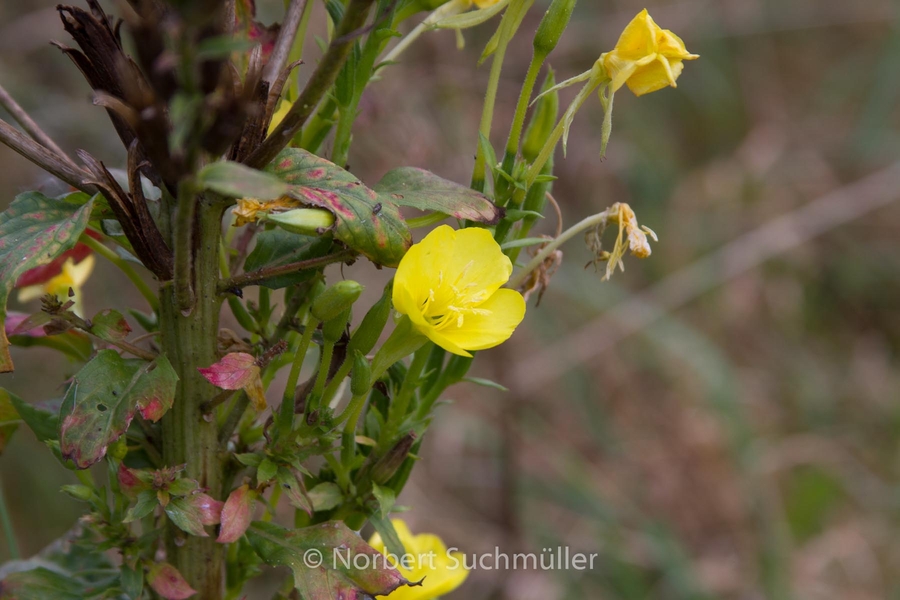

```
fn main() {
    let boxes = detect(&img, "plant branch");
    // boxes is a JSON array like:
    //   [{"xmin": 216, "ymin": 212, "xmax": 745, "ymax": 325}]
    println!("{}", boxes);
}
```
[
  {"xmin": 245, "ymin": 0, "xmax": 377, "ymax": 168},
  {"xmin": 0, "ymin": 117, "xmax": 92, "ymax": 193},
  {"xmin": 217, "ymin": 250, "xmax": 355, "ymax": 293},
  {"xmin": 261, "ymin": 0, "xmax": 309, "ymax": 86},
  {"xmin": 0, "ymin": 83, "xmax": 76, "ymax": 168}
]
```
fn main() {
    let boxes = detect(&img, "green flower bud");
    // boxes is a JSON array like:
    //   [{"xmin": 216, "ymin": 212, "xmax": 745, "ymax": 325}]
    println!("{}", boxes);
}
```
[
  {"xmin": 311, "ymin": 280, "xmax": 363, "ymax": 322},
  {"xmin": 61, "ymin": 484, "xmax": 94, "ymax": 503},
  {"xmin": 533, "ymin": 0, "xmax": 578, "ymax": 59},
  {"xmin": 523, "ymin": 70, "xmax": 559, "ymax": 163},
  {"xmin": 369, "ymin": 432, "xmax": 417, "ymax": 485},
  {"xmin": 264, "ymin": 208, "xmax": 335, "ymax": 236},
  {"xmin": 321, "ymin": 307, "xmax": 351, "ymax": 344},
  {"xmin": 350, "ymin": 350, "xmax": 372, "ymax": 397},
  {"xmin": 347, "ymin": 282, "xmax": 392, "ymax": 356},
  {"xmin": 109, "ymin": 436, "xmax": 128, "ymax": 461}
]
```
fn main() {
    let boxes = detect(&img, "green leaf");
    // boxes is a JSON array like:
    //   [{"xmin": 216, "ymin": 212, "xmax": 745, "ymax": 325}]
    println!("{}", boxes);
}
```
[
  {"xmin": 0, "ymin": 567, "xmax": 92, "ymax": 600},
  {"xmin": 119, "ymin": 564, "xmax": 144, "ymax": 600},
  {"xmin": 243, "ymin": 229, "xmax": 335, "ymax": 289},
  {"xmin": 165, "ymin": 496, "xmax": 209, "ymax": 537},
  {"xmin": 6, "ymin": 390, "xmax": 59, "ymax": 443},
  {"xmin": 59, "ymin": 351, "xmax": 178, "ymax": 468},
  {"xmin": 371, "ymin": 483, "xmax": 396, "ymax": 519},
  {"xmin": 462, "ymin": 376, "xmax": 509, "ymax": 392},
  {"xmin": 124, "ymin": 490, "xmax": 158, "ymax": 522},
  {"xmin": 0, "ymin": 192, "xmax": 94, "ymax": 372},
  {"xmin": 374, "ymin": 167, "xmax": 503, "ymax": 224},
  {"xmin": 197, "ymin": 161, "xmax": 291, "ymax": 200},
  {"xmin": 0, "ymin": 388, "xmax": 19, "ymax": 455},
  {"xmin": 267, "ymin": 149, "xmax": 411, "ymax": 267},
  {"xmin": 257, "ymin": 458, "xmax": 278, "ymax": 484},
  {"xmin": 307, "ymin": 482, "xmax": 343, "ymax": 511},
  {"xmin": 368, "ymin": 513, "xmax": 406, "ymax": 561},
  {"xmin": 90, "ymin": 309, "xmax": 132, "ymax": 342},
  {"xmin": 246, "ymin": 521, "xmax": 412, "ymax": 600}
]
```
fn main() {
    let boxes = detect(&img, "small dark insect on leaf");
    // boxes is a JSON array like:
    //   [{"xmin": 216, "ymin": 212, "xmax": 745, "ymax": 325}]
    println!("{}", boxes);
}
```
[{"xmin": 372, "ymin": 203, "xmax": 382, "ymax": 215}]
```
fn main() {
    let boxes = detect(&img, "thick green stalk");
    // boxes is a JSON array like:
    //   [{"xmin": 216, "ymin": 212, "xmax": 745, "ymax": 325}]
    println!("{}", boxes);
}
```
[
  {"xmin": 0, "ymin": 476, "xmax": 19, "ymax": 560},
  {"xmin": 380, "ymin": 345, "xmax": 430, "ymax": 449},
  {"xmin": 495, "ymin": 52, "xmax": 544, "ymax": 202},
  {"xmin": 160, "ymin": 198, "xmax": 224, "ymax": 599}
]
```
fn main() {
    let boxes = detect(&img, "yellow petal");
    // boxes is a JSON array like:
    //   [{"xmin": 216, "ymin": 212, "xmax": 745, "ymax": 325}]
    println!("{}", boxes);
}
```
[
  {"xmin": 16, "ymin": 284, "xmax": 45, "ymax": 304},
  {"xmin": 625, "ymin": 58, "xmax": 685, "ymax": 96},
  {"xmin": 609, "ymin": 9, "xmax": 658, "ymax": 61},
  {"xmin": 431, "ymin": 288, "xmax": 525, "ymax": 352}
]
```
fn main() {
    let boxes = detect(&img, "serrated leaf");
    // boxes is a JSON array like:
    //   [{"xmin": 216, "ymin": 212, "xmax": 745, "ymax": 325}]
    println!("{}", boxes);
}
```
[
  {"xmin": 147, "ymin": 562, "xmax": 197, "ymax": 600},
  {"xmin": 267, "ymin": 149, "xmax": 411, "ymax": 267},
  {"xmin": 243, "ymin": 229, "xmax": 335, "ymax": 289},
  {"xmin": 218, "ymin": 484, "xmax": 256, "ymax": 544},
  {"xmin": 90, "ymin": 309, "xmax": 131, "ymax": 342},
  {"xmin": 373, "ymin": 168, "xmax": 503, "ymax": 224},
  {"xmin": 307, "ymin": 482, "xmax": 343, "ymax": 511},
  {"xmin": 59, "ymin": 351, "xmax": 178, "ymax": 468},
  {"xmin": 0, "ymin": 192, "xmax": 94, "ymax": 372},
  {"xmin": 246, "ymin": 521, "xmax": 411, "ymax": 600},
  {"xmin": 197, "ymin": 160, "xmax": 290, "ymax": 200}
]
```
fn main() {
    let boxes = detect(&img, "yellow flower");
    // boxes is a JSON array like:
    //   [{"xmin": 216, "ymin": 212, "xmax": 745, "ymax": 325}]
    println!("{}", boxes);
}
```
[
  {"xmin": 601, "ymin": 9, "xmax": 699, "ymax": 96},
  {"xmin": 232, "ymin": 196, "xmax": 303, "ymax": 226},
  {"xmin": 369, "ymin": 520, "xmax": 468, "ymax": 600},
  {"xmin": 268, "ymin": 99, "xmax": 292, "ymax": 135},
  {"xmin": 392, "ymin": 225, "xmax": 525, "ymax": 357},
  {"xmin": 470, "ymin": 0, "xmax": 500, "ymax": 7},
  {"xmin": 17, "ymin": 255, "xmax": 95, "ymax": 316}
]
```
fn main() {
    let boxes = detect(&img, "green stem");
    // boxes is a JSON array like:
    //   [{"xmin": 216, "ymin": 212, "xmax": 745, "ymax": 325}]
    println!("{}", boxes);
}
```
[
  {"xmin": 507, "ymin": 207, "xmax": 611, "ymax": 290},
  {"xmin": 496, "ymin": 51, "xmax": 545, "ymax": 200},
  {"xmin": 217, "ymin": 250, "xmax": 354, "ymax": 292},
  {"xmin": 160, "ymin": 198, "xmax": 224, "ymax": 599},
  {"xmin": 0, "ymin": 476, "xmax": 20, "ymax": 560},
  {"xmin": 320, "ymin": 359, "xmax": 353, "ymax": 410},
  {"xmin": 173, "ymin": 180, "xmax": 197, "ymax": 313},
  {"xmin": 381, "ymin": 345, "xmax": 430, "ymax": 448},
  {"xmin": 470, "ymin": 0, "xmax": 533, "ymax": 191},
  {"xmin": 523, "ymin": 78, "xmax": 599, "ymax": 190},
  {"xmin": 380, "ymin": 0, "xmax": 463, "ymax": 64},
  {"xmin": 280, "ymin": 319, "xmax": 318, "ymax": 433},
  {"xmin": 80, "ymin": 233, "xmax": 159, "ymax": 312},
  {"xmin": 246, "ymin": 0, "xmax": 378, "ymax": 168},
  {"xmin": 309, "ymin": 340, "xmax": 334, "ymax": 408}
]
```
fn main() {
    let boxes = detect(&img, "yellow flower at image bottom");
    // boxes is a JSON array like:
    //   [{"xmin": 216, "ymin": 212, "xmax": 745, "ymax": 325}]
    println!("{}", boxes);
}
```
[
  {"xmin": 392, "ymin": 225, "xmax": 526, "ymax": 357},
  {"xmin": 369, "ymin": 520, "xmax": 469, "ymax": 600}
]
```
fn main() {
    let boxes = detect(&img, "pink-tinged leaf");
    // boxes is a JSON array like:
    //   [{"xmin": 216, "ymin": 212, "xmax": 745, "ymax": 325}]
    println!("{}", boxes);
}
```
[
  {"xmin": 165, "ymin": 495, "xmax": 210, "ymax": 537},
  {"xmin": 14, "ymin": 229, "xmax": 100, "ymax": 288},
  {"xmin": 188, "ymin": 492, "xmax": 224, "ymax": 526},
  {"xmin": 5, "ymin": 311, "xmax": 49, "ymax": 338},
  {"xmin": 118, "ymin": 463, "xmax": 150, "ymax": 498},
  {"xmin": 147, "ymin": 562, "xmax": 197, "ymax": 600},
  {"xmin": 374, "ymin": 167, "xmax": 504, "ymax": 224},
  {"xmin": 198, "ymin": 353, "xmax": 258, "ymax": 390},
  {"xmin": 217, "ymin": 484, "xmax": 256, "ymax": 543},
  {"xmin": 59, "ymin": 351, "xmax": 178, "ymax": 468},
  {"xmin": 90, "ymin": 309, "xmax": 132, "ymax": 342},
  {"xmin": 267, "ymin": 149, "xmax": 411, "ymax": 267},
  {"xmin": 246, "ymin": 521, "xmax": 413, "ymax": 600},
  {"xmin": 0, "ymin": 192, "xmax": 94, "ymax": 372}
]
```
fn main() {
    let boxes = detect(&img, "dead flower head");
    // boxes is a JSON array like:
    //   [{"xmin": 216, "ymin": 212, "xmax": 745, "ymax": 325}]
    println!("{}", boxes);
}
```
[{"xmin": 585, "ymin": 202, "xmax": 657, "ymax": 280}]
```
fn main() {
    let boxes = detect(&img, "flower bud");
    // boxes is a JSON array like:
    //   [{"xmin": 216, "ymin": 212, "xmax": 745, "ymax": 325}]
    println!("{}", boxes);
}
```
[
  {"xmin": 370, "ymin": 432, "xmax": 417, "ymax": 485},
  {"xmin": 321, "ymin": 307, "xmax": 351, "ymax": 344},
  {"xmin": 264, "ymin": 208, "xmax": 335, "ymax": 236},
  {"xmin": 61, "ymin": 484, "xmax": 94, "ymax": 502},
  {"xmin": 522, "ymin": 70, "xmax": 559, "ymax": 163},
  {"xmin": 350, "ymin": 350, "xmax": 372, "ymax": 396},
  {"xmin": 310, "ymin": 280, "xmax": 363, "ymax": 322},
  {"xmin": 347, "ymin": 282, "xmax": 392, "ymax": 356},
  {"xmin": 532, "ymin": 0, "xmax": 577, "ymax": 59}
]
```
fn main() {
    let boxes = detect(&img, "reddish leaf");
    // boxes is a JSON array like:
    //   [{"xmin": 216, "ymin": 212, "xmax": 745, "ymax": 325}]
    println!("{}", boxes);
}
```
[
  {"xmin": 90, "ymin": 309, "xmax": 132, "ymax": 342},
  {"xmin": 188, "ymin": 492, "xmax": 224, "ymax": 526},
  {"xmin": 147, "ymin": 562, "xmax": 197, "ymax": 600},
  {"xmin": 0, "ymin": 192, "xmax": 94, "ymax": 372},
  {"xmin": 59, "ymin": 351, "xmax": 178, "ymax": 468},
  {"xmin": 198, "ymin": 353, "xmax": 267, "ymax": 410},
  {"xmin": 217, "ymin": 484, "xmax": 256, "ymax": 543},
  {"xmin": 374, "ymin": 167, "xmax": 504, "ymax": 224},
  {"xmin": 267, "ymin": 149, "xmax": 411, "ymax": 267},
  {"xmin": 14, "ymin": 229, "xmax": 100, "ymax": 288},
  {"xmin": 118, "ymin": 463, "xmax": 150, "ymax": 498},
  {"xmin": 5, "ymin": 311, "xmax": 49, "ymax": 338}
]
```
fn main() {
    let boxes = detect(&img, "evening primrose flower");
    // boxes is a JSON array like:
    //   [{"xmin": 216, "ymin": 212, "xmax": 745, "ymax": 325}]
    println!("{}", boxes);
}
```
[
  {"xmin": 369, "ymin": 520, "xmax": 468, "ymax": 600},
  {"xmin": 17, "ymin": 255, "xmax": 95, "ymax": 316},
  {"xmin": 392, "ymin": 225, "xmax": 525, "ymax": 357},
  {"xmin": 601, "ymin": 9, "xmax": 699, "ymax": 96}
]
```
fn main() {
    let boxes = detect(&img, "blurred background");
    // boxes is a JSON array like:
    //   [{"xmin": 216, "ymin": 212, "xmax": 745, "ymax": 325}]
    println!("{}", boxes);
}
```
[{"xmin": 2, "ymin": 0, "xmax": 900, "ymax": 598}]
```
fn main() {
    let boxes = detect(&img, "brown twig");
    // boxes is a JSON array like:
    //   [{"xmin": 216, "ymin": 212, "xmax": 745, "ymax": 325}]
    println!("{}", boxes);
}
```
[
  {"xmin": 0, "ymin": 83, "xmax": 76, "ymax": 168},
  {"xmin": 0, "ymin": 117, "xmax": 92, "ymax": 193},
  {"xmin": 217, "ymin": 250, "xmax": 356, "ymax": 293},
  {"xmin": 261, "ymin": 0, "xmax": 308, "ymax": 86}
]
